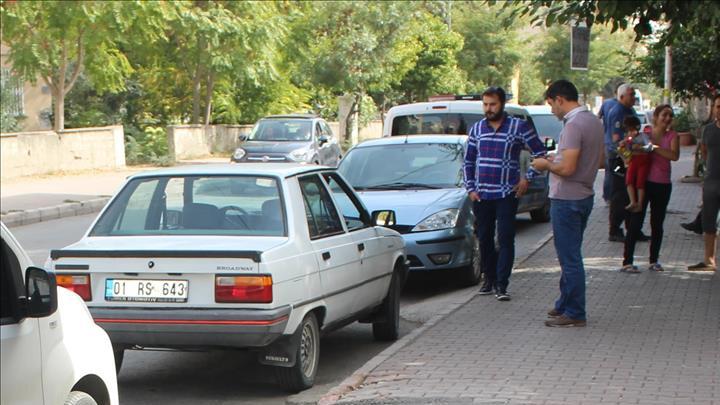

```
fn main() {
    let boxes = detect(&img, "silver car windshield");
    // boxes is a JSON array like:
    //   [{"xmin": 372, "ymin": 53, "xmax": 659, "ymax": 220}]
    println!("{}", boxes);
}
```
[
  {"xmin": 249, "ymin": 120, "xmax": 312, "ymax": 142},
  {"xmin": 339, "ymin": 143, "xmax": 465, "ymax": 190},
  {"xmin": 90, "ymin": 175, "xmax": 285, "ymax": 236}
]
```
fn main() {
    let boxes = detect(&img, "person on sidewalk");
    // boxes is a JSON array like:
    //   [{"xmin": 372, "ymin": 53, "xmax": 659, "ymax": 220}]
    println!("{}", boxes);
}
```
[
  {"xmin": 598, "ymin": 83, "xmax": 622, "ymax": 203},
  {"xmin": 681, "ymin": 209, "xmax": 703, "ymax": 234},
  {"xmin": 618, "ymin": 115, "xmax": 651, "ymax": 212},
  {"xmin": 689, "ymin": 94, "xmax": 720, "ymax": 271},
  {"xmin": 463, "ymin": 86, "xmax": 546, "ymax": 301},
  {"xmin": 531, "ymin": 80, "xmax": 603, "ymax": 327},
  {"xmin": 620, "ymin": 104, "xmax": 679, "ymax": 273},
  {"xmin": 605, "ymin": 84, "xmax": 650, "ymax": 242}
]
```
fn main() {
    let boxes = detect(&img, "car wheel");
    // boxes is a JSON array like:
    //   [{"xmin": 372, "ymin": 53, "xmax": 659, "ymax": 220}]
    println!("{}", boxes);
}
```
[
  {"xmin": 275, "ymin": 312, "xmax": 320, "ymax": 392},
  {"xmin": 113, "ymin": 345, "xmax": 125, "ymax": 374},
  {"xmin": 64, "ymin": 391, "xmax": 97, "ymax": 405},
  {"xmin": 459, "ymin": 237, "xmax": 482, "ymax": 287},
  {"xmin": 372, "ymin": 270, "xmax": 401, "ymax": 341},
  {"xmin": 530, "ymin": 200, "xmax": 551, "ymax": 223}
]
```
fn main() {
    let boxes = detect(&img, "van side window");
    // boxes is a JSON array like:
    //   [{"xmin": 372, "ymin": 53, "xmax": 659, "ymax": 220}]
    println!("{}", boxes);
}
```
[{"xmin": 1, "ymin": 239, "xmax": 22, "ymax": 324}]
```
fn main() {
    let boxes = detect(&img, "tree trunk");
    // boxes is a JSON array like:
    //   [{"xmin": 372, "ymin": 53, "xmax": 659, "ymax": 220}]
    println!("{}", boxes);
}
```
[
  {"xmin": 53, "ymin": 87, "xmax": 64, "ymax": 132},
  {"xmin": 203, "ymin": 71, "xmax": 215, "ymax": 126},
  {"xmin": 192, "ymin": 62, "xmax": 203, "ymax": 125}
]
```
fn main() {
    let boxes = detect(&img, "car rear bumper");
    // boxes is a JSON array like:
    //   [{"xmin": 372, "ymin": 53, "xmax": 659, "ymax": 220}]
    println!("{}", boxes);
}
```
[
  {"xmin": 402, "ymin": 228, "xmax": 474, "ymax": 271},
  {"xmin": 90, "ymin": 305, "xmax": 291, "ymax": 349}
]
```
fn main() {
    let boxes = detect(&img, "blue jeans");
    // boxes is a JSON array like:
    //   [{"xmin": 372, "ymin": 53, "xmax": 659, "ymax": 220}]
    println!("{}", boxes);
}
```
[
  {"xmin": 472, "ymin": 195, "xmax": 519, "ymax": 293},
  {"xmin": 550, "ymin": 196, "xmax": 594, "ymax": 320}
]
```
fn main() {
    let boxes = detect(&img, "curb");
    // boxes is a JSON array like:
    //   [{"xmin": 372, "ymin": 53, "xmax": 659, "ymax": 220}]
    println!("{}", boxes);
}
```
[
  {"xmin": 1, "ymin": 197, "xmax": 110, "ymax": 228},
  {"xmin": 312, "ymin": 229, "xmax": 555, "ymax": 405}
]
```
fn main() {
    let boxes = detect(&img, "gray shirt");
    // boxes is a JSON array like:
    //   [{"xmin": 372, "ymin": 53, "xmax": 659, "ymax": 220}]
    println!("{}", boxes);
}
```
[
  {"xmin": 549, "ymin": 106, "xmax": 604, "ymax": 200},
  {"xmin": 702, "ymin": 122, "xmax": 720, "ymax": 181}
]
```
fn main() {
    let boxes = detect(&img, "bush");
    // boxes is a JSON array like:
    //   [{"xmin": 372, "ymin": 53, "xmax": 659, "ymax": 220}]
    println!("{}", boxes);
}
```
[
  {"xmin": 125, "ymin": 125, "xmax": 173, "ymax": 166},
  {"xmin": 673, "ymin": 109, "xmax": 697, "ymax": 132}
]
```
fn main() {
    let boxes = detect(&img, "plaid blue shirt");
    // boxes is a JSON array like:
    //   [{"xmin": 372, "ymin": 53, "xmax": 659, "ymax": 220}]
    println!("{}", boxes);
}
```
[{"xmin": 463, "ymin": 114, "xmax": 546, "ymax": 200}]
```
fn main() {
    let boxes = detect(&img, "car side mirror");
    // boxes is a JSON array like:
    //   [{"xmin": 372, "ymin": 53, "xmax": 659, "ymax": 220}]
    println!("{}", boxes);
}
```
[
  {"xmin": 544, "ymin": 138, "xmax": 556, "ymax": 152},
  {"xmin": 371, "ymin": 210, "xmax": 396, "ymax": 227},
  {"xmin": 318, "ymin": 135, "xmax": 329, "ymax": 145},
  {"xmin": 238, "ymin": 134, "xmax": 248, "ymax": 142},
  {"xmin": 24, "ymin": 267, "xmax": 58, "ymax": 318}
]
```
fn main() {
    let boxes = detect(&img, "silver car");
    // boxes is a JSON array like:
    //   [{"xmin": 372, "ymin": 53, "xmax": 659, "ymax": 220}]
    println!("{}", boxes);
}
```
[
  {"xmin": 338, "ymin": 135, "xmax": 482, "ymax": 286},
  {"xmin": 231, "ymin": 114, "xmax": 342, "ymax": 166}
]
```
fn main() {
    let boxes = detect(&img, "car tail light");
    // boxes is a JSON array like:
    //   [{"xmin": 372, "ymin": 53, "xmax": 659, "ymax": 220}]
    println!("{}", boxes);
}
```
[
  {"xmin": 215, "ymin": 275, "xmax": 272, "ymax": 303},
  {"xmin": 56, "ymin": 274, "xmax": 92, "ymax": 301}
]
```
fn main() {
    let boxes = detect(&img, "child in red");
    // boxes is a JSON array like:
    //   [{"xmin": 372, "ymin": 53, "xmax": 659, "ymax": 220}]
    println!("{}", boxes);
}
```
[{"xmin": 621, "ymin": 115, "xmax": 652, "ymax": 212}]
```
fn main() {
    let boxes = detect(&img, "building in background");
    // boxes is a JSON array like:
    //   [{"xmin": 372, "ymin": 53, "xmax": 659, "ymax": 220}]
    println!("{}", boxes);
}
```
[{"xmin": 1, "ymin": 43, "xmax": 52, "ymax": 132}]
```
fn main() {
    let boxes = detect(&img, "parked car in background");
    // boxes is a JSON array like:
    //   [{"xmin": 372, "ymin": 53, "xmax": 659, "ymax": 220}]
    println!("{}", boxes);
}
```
[
  {"xmin": 382, "ymin": 98, "xmax": 556, "ymax": 222},
  {"xmin": 338, "ymin": 135, "xmax": 480, "ymax": 285},
  {"xmin": 49, "ymin": 164, "xmax": 406, "ymax": 392},
  {"xmin": 231, "ymin": 114, "xmax": 342, "ymax": 166},
  {"xmin": 1, "ymin": 222, "xmax": 118, "ymax": 405}
]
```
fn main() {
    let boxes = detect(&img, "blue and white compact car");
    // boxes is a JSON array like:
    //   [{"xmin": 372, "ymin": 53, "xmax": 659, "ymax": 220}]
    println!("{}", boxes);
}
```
[{"xmin": 338, "ymin": 135, "xmax": 550, "ymax": 286}]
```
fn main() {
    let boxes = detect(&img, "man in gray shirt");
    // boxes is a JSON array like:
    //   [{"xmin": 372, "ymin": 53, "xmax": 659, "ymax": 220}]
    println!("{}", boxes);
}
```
[
  {"xmin": 689, "ymin": 94, "xmax": 720, "ymax": 271},
  {"xmin": 532, "ymin": 80, "xmax": 604, "ymax": 327}
]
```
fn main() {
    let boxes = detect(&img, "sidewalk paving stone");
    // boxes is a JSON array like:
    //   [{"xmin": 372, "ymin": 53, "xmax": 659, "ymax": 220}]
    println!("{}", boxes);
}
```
[{"xmin": 328, "ymin": 148, "xmax": 719, "ymax": 405}]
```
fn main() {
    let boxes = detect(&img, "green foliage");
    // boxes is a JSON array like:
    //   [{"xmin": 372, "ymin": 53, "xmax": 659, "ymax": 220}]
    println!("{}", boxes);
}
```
[
  {"xmin": 454, "ymin": 2, "xmax": 522, "ymax": 92},
  {"xmin": 0, "ymin": 72, "xmax": 22, "ymax": 133},
  {"xmin": 124, "ymin": 125, "xmax": 171, "ymax": 166},
  {"xmin": 498, "ymin": 0, "xmax": 720, "ymax": 46},
  {"xmin": 535, "ymin": 25, "xmax": 635, "ymax": 100},
  {"xmin": 672, "ymin": 109, "xmax": 698, "ymax": 132},
  {"xmin": 628, "ymin": 24, "xmax": 720, "ymax": 100}
]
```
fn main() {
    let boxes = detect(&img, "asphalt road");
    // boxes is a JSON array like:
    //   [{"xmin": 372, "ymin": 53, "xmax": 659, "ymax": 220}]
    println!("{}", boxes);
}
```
[{"xmin": 11, "ymin": 212, "xmax": 551, "ymax": 404}]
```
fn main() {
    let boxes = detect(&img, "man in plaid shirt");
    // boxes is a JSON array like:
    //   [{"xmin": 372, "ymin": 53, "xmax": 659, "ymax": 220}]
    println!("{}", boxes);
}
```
[{"xmin": 463, "ymin": 87, "xmax": 546, "ymax": 300}]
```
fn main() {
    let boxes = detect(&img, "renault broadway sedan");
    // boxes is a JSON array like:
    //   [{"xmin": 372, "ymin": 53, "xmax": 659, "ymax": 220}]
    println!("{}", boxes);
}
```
[
  {"xmin": 49, "ymin": 164, "xmax": 406, "ymax": 392},
  {"xmin": 231, "ymin": 115, "xmax": 342, "ymax": 166},
  {"xmin": 338, "ymin": 135, "xmax": 550, "ymax": 286}
]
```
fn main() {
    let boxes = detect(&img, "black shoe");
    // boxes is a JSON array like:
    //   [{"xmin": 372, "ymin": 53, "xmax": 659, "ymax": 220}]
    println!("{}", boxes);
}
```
[
  {"xmin": 495, "ymin": 291, "xmax": 511, "ymax": 301},
  {"xmin": 478, "ymin": 282, "xmax": 494, "ymax": 295},
  {"xmin": 608, "ymin": 233, "xmax": 625, "ymax": 243},
  {"xmin": 638, "ymin": 232, "xmax": 650, "ymax": 242},
  {"xmin": 681, "ymin": 222, "xmax": 703, "ymax": 235}
]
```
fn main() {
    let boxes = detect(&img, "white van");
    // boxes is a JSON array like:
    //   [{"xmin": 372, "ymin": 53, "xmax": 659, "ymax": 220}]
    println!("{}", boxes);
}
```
[{"xmin": 1, "ymin": 222, "xmax": 118, "ymax": 405}]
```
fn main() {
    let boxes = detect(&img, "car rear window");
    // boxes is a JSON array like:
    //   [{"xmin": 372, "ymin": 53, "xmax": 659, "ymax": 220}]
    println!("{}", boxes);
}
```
[
  {"xmin": 90, "ymin": 175, "xmax": 285, "ymax": 236},
  {"xmin": 391, "ymin": 113, "xmax": 484, "ymax": 135}
]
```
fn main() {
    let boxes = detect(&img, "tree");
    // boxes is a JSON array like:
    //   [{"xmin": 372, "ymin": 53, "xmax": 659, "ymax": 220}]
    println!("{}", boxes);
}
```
[
  {"xmin": 628, "ymin": 24, "xmax": 720, "ymax": 100},
  {"xmin": 499, "ymin": 0, "xmax": 720, "ymax": 45},
  {"xmin": 534, "ymin": 24, "xmax": 635, "ymax": 101},
  {"xmin": 287, "ymin": 1, "xmax": 421, "ymax": 137},
  {"xmin": 389, "ymin": 12, "xmax": 465, "ymax": 104},
  {"xmin": 453, "ymin": 2, "xmax": 523, "ymax": 93},
  {"xmin": 1, "ymin": 1, "xmax": 169, "ymax": 130}
]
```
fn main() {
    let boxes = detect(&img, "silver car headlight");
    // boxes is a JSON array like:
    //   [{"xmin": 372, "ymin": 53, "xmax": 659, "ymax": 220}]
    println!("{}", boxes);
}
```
[
  {"xmin": 411, "ymin": 209, "xmax": 459, "ymax": 232},
  {"xmin": 233, "ymin": 148, "xmax": 246, "ymax": 160},
  {"xmin": 289, "ymin": 148, "xmax": 310, "ymax": 162}
]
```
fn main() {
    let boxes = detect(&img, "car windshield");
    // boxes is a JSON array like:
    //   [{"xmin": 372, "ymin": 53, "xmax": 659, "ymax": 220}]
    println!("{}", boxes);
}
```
[
  {"xmin": 529, "ymin": 114, "xmax": 563, "ymax": 141},
  {"xmin": 90, "ymin": 175, "xmax": 285, "ymax": 236},
  {"xmin": 391, "ymin": 113, "xmax": 484, "ymax": 135},
  {"xmin": 338, "ymin": 143, "xmax": 465, "ymax": 190},
  {"xmin": 248, "ymin": 119, "xmax": 312, "ymax": 142}
]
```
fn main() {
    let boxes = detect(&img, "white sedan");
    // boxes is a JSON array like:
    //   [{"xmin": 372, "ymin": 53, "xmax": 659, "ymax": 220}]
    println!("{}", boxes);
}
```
[{"xmin": 49, "ymin": 164, "xmax": 407, "ymax": 392}]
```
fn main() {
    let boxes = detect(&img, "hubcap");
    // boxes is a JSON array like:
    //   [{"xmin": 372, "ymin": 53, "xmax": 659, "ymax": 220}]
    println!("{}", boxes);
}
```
[{"xmin": 299, "ymin": 321, "xmax": 317, "ymax": 377}]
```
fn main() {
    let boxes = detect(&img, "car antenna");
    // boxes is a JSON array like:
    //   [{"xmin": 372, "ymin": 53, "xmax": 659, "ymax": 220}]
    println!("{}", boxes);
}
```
[{"xmin": 404, "ymin": 135, "xmax": 409, "ymax": 144}]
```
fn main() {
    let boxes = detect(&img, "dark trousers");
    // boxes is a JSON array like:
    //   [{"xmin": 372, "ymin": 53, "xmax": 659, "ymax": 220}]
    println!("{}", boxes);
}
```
[
  {"xmin": 623, "ymin": 181, "xmax": 672, "ymax": 265},
  {"xmin": 472, "ymin": 196, "xmax": 519, "ymax": 293},
  {"xmin": 609, "ymin": 170, "xmax": 629, "ymax": 235}
]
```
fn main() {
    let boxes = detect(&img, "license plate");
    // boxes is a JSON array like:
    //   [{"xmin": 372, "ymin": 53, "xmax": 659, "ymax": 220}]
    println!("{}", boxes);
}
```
[{"xmin": 105, "ymin": 279, "xmax": 189, "ymax": 303}]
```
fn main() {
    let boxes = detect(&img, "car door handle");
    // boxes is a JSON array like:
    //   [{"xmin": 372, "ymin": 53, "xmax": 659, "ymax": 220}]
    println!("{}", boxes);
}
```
[
  {"xmin": 357, "ymin": 243, "xmax": 365, "ymax": 252},
  {"xmin": 322, "ymin": 251, "xmax": 331, "ymax": 261}
]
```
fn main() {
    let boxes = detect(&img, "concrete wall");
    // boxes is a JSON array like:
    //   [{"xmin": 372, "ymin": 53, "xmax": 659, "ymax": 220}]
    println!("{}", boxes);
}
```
[
  {"xmin": 168, "ymin": 124, "xmax": 253, "ymax": 160},
  {"xmin": 168, "ymin": 121, "xmax": 384, "ymax": 160},
  {"xmin": 0, "ymin": 126, "xmax": 125, "ymax": 179}
]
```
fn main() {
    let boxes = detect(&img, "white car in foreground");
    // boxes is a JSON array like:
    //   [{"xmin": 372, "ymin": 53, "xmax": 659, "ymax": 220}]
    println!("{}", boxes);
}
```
[
  {"xmin": 50, "ymin": 164, "xmax": 406, "ymax": 391},
  {"xmin": 1, "ymin": 222, "xmax": 118, "ymax": 405}
]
